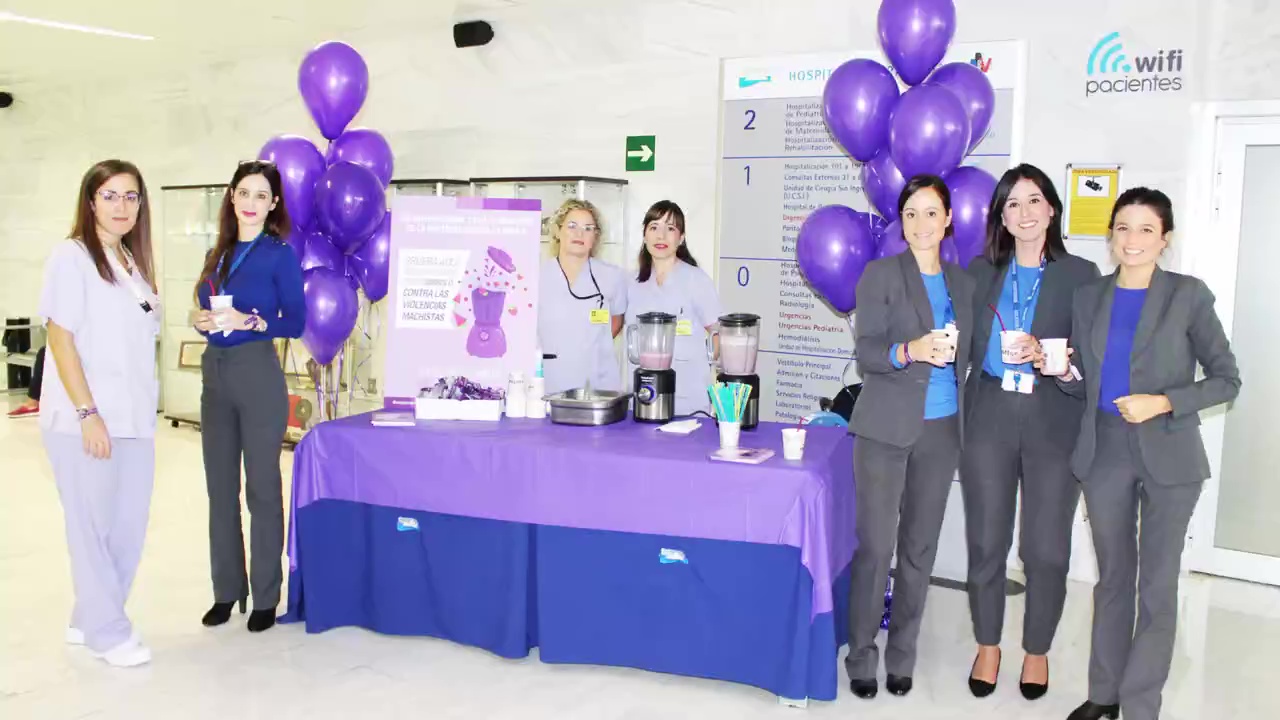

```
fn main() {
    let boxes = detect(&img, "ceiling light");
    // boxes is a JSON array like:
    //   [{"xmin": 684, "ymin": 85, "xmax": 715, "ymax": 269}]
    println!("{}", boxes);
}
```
[{"xmin": 0, "ymin": 11, "xmax": 154, "ymax": 41}]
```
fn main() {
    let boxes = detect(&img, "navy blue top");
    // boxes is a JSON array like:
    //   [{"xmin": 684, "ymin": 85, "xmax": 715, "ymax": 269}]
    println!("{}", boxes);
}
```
[
  {"xmin": 196, "ymin": 235, "xmax": 306, "ymax": 347},
  {"xmin": 1098, "ymin": 288, "xmax": 1147, "ymax": 414},
  {"xmin": 983, "ymin": 263, "xmax": 1043, "ymax": 378}
]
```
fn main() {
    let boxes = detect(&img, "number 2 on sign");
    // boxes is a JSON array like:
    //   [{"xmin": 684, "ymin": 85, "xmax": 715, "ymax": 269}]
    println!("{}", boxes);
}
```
[{"xmin": 744, "ymin": 109, "xmax": 756, "ymax": 130}]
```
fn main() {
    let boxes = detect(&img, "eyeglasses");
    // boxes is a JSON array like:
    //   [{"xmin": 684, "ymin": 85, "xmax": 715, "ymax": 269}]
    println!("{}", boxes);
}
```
[
  {"xmin": 564, "ymin": 221, "xmax": 598, "ymax": 234},
  {"xmin": 95, "ymin": 189, "xmax": 142, "ymax": 206}
]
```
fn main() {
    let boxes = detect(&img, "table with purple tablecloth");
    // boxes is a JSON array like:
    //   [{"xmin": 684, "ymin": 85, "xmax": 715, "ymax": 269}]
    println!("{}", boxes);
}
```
[{"xmin": 283, "ymin": 413, "xmax": 857, "ymax": 701}]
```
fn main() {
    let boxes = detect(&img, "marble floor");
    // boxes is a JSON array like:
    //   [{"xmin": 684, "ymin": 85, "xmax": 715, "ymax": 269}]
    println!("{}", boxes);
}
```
[{"xmin": 3, "ymin": 399, "xmax": 1279, "ymax": 720}]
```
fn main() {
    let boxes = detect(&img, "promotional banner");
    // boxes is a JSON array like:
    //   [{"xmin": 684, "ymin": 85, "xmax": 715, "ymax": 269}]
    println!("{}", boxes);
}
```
[{"xmin": 383, "ymin": 195, "xmax": 542, "ymax": 408}]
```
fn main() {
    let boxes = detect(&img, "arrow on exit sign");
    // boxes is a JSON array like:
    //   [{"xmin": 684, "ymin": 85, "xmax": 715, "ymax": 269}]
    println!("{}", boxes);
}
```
[{"xmin": 626, "ymin": 135, "xmax": 655, "ymax": 172}]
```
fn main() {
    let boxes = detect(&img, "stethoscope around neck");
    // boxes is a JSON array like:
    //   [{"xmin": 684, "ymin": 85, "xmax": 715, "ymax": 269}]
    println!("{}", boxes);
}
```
[{"xmin": 557, "ymin": 257, "xmax": 604, "ymax": 309}]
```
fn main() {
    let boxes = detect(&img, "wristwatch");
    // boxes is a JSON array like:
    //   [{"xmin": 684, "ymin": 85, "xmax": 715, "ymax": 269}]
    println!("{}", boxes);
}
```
[{"xmin": 76, "ymin": 406, "xmax": 99, "ymax": 421}]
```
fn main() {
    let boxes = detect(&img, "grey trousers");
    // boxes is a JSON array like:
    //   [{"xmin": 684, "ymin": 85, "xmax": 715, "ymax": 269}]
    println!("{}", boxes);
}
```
[
  {"xmin": 846, "ymin": 415, "xmax": 960, "ymax": 680},
  {"xmin": 1083, "ymin": 410, "xmax": 1202, "ymax": 720},
  {"xmin": 961, "ymin": 377, "xmax": 1079, "ymax": 653},
  {"xmin": 44, "ymin": 432, "xmax": 154, "ymax": 653},
  {"xmin": 201, "ymin": 340, "xmax": 289, "ymax": 610}
]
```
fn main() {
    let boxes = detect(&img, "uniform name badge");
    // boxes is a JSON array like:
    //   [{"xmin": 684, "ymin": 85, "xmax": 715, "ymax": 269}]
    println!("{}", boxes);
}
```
[
  {"xmin": 676, "ymin": 319, "xmax": 693, "ymax": 336},
  {"xmin": 589, "ymin": 308, "xmax": 610, "ymax": 325},
  {"xmin": 1001, "ymin": 368, "xmax": 1034, "ymax": 394}
]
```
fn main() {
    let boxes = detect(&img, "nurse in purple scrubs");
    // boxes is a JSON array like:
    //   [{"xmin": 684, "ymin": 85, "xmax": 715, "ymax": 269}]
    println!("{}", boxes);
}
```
[{"xmin": 537, "ymin": 199, "xmax": 628, "ymax": 394}]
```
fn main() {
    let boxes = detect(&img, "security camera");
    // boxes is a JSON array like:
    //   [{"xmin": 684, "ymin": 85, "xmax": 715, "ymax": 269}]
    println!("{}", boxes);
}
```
[{"xmin": 0, "ymin": 92, "xmax": 13, "ymax": 109}]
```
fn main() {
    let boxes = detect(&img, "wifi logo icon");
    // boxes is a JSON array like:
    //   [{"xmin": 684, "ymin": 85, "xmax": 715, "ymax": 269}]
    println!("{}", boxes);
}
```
[{"xmin": 1087, "ymin": 32, "xmax": 1132, "ymax": 75}]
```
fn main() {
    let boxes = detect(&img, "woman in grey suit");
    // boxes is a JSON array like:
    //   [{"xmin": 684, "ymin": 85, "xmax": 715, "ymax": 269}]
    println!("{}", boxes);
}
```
[
  {"xmin": 1054, "ymin": 188, "xmax": 1240, "ymax": 720},
  {"xmin": 962, "ymin": 164, "xmax": 1100, "ymax": 700},
  {"xmin": 846, "ymin": 175, "xmax": 976, "ymax": 700}
]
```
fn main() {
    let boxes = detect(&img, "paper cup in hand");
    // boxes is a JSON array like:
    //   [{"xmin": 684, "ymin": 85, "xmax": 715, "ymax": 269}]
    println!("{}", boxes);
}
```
[
  {"xmin": 932, "ymin": 327, "xmax": 958, "ymax": 363},
  {"xmin": 210, "ymin": 295, "xmax": 234, "ymax": 336},
  {"xmin": 1040, "ymin": 338, "xmax": 1068, "ymax": 375},
  {"xmin": 1000, "ymin": 330, "xmax": 1028, "ymax": 364},
  {"xmin": 782, "ymin": 428, "xmax": 806, "ymax": 460},
  {"xmin": 719, "ymin": 420, "xmax": 742, "ymax": 450}
]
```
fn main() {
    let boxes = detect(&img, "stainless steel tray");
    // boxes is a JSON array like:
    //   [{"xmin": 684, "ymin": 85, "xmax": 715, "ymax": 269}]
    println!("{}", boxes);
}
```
[{"xmin": 546, "ymin": 389, "xmax": 630, "ymax": 426}]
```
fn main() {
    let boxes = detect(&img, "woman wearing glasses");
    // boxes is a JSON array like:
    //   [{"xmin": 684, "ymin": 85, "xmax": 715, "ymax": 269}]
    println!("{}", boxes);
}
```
[
  {"xmin": 39, "ymin": 159, "xmax": 161, "ymax": 667},
  {"xmin": 537, "ymin": 199, "xmax": 628, "ymax": 394},
  {"xmin": 190, "ymin": 161, "xmax": 305, "ymax": 633}
]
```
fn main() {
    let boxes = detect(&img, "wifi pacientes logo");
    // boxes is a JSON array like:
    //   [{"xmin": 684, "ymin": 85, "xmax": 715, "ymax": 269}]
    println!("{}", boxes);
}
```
[{"xmin": 1085, "ymin": 31, "xmax": 1184, "ymax": 97}]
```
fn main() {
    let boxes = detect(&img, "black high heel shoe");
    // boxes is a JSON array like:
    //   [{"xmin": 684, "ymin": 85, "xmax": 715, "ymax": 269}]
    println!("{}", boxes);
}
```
[
  {"xmin": 247, "ymin": 608, "xmax": 277, "ymax": 633},
  {"xmin": 201, "ymin": 597, "xmax": 247, "ymax": 627},
  {"xmin": 1019, "ymin": 655, "xmax": 1049, "ymax": 700},
  {"xmin": 885, "ymin": 674, "xmax": 913, "ymax": 696},
  {"xmin": 968, "ymin": 647, "xmax": 1001, "ymax": 698},
  {"xmin": 1066, "ymin": 700, "xmax": 1120, "ymax": 720},
  {"xmin": 849, "ymin": 678, "xmax": 878, "ymax": 699}
]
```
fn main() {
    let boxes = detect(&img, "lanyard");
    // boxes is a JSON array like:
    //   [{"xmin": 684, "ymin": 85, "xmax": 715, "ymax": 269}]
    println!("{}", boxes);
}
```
[
  {"xmin": 213, "ymin": 235, "xmax": 263, "ymax": 293},
  {"xmin": 557, "ymin": 258, "xmax": 604, "ymax": 309},
  {"xmin": 105, "ymin": 246, "xmax": 155, "ymax": 314},
  {"xmin": 1010, "ymin": 257, "xmax": 1046, "ymax": 332}
]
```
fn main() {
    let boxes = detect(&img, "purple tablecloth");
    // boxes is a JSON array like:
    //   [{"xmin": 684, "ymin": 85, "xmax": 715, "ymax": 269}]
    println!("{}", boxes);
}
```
[{"xmin": 289, "ymin": 415, "xmax": 856, "ymax": 618}]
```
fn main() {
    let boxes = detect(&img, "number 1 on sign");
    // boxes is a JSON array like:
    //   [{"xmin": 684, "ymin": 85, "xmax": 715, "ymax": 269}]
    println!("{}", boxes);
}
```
[{"xmin": 744, "ymin": 165, "xmax": 751, "ymax": 186}]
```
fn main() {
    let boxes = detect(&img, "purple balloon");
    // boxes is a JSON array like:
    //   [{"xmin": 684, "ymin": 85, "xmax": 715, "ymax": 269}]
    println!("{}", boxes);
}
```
[
  {"xmin": 940, "ymin": 237, "xmax": 960, "ymax": 264},
  {"xmin": 927, "ymin": 62, "xmax": 996, "ymax": 153},
  {"xmin": 875, "ymin": 220, "xmax": 907, "ymax": 259},
  {"xmin": 298, "ymin": 229, "xmax": 343, "ymax": 273},
  {"xmin": 796, "ymin": 206, "xmax": 877, "ymax": 314},
  {"xmin": 284, "ymin": 229, "xmax": 306, "ymax": 260},
  {"xmin": 878, "ymin": 0, "xmax": 957, "ymax": 86},
  {"xmin": 301, "ymin": 267, "xmax": 360, "ymax": 366},
  {"xmin": 258, "ymin": 135, "xmax": 325, "ymax": 232},
  {"xmin": 861, "ymin": 150, "xmax": 908, "ymax": 221},
  {"xmin": 889, "ymin": 83, "xmax": 971, "ymax": 179},
  {"xmin": 348, "ymin": 212, "xmax": 392, "ymax": 302},
  {"xmin": 823, "ymin": 59, "xmax": 900, "ymax": 163},
  {"xmin": 944, "ymin": 165, "xmax": 998, "ymax": 268},
  {"xmin": 315, "ymin": 161, "xmax": 387, "ymax": 253},
  {"xmin": 870, "ymin": 213, "xmax": 890, "ymax": 234},
  {"xmin": 326, "ymin": 128, "xmax": 395, "ymax": 187},
  {"xmin": 298, "ymin": 42, "xmax": 369, "ymax": 141}
]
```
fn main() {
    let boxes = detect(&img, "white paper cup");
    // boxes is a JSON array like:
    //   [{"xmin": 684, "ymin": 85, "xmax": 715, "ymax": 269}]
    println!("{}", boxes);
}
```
[
  {"xmin": 719, "ymin": 420, "xmax": 742, "ymax": 450},
  {"xmin": 1000, "ymin": 330, "xmax": 1029, "ymax": 364},
  {"xmin": 782, "ymin": 428, "xmax": 806, "ymax": 460},
  {"xmin": 1041, "ymin": 338, "xmax": 1068, "ymax": 376},
  {"xmin": 210, "ymin": 295, "xmax": 233, "ymax": 334},
  {"xmin": 933, "ymin": 327, "xmax": 958, "ymax": 363}
]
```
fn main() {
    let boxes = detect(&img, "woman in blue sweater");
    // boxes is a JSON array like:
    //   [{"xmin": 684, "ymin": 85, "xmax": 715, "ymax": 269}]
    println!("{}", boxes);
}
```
[{"xmin": 190, "ymin": 161, "xmax": 305, "ymax": 633}]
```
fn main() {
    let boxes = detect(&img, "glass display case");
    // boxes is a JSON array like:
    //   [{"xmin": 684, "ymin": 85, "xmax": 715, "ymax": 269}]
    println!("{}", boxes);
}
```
[{"xmin": 469, "ymin": 177, "xmax": 630, "ymax": 269}]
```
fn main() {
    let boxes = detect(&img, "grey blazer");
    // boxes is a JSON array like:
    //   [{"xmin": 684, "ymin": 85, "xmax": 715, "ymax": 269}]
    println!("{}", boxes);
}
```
[
  {"xmin": 1064, "ymin": 267, "xmax": 1241, "ymax": 485},
  {"xmin": 964, "ymin": 253, "xmax": 1101, "ymax": 443},
  {"xmin": 851, "ymin": 250, "xmax": 976, "ymax": 448}
]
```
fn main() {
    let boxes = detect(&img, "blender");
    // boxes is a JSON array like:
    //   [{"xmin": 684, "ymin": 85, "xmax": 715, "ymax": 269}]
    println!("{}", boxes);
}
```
[
  {"xmin": 626, "ymin": 312, "xmax": 677, "ymax": 423},
  {"xmin": 709, "ymin": 313, "xmax": 761, "ymax": 430}
]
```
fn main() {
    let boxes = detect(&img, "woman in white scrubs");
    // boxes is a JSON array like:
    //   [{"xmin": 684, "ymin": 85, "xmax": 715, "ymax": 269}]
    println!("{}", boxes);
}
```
[
  {"xmin": 626, "ymin": 200, "xmax": 723, "ymax": 416},
  {"xmin": 537, "ymin": 199, "xmax": 628, "ymax": 394}
]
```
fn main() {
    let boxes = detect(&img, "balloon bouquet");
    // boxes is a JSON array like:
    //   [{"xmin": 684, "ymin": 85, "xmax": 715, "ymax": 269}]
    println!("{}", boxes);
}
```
[
  {"xmin": 257, "ymin": 41, "xmax": 395, "ymax": 421},
  {"xmin": 797, "ymin": 0, "xmax": 999, "ymax": 318}
]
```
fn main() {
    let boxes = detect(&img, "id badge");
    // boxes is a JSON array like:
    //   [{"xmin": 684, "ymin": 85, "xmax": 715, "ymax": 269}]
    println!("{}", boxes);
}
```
[
  {"xmin": 676, "ymin": 319, "xmax": 693, "ymax": 336},
  {"xmin": 589, "ymin": 308, "xmax": 610, "ymax": 325},
  {"xmin": 1002, "ymin": 369, "xmax": 1034, "ymax": 394}
]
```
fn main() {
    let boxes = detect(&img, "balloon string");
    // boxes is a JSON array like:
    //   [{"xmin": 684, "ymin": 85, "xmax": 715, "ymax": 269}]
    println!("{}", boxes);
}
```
[{"xmin": 841, "ymin": 313, "xmax": 857, "ymax": 387}]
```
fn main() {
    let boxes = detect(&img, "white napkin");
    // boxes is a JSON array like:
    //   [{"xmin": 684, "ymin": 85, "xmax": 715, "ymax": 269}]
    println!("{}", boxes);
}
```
[{"xmin": 657, "ymin": 419, "xmax": 702, "ymax": 435}]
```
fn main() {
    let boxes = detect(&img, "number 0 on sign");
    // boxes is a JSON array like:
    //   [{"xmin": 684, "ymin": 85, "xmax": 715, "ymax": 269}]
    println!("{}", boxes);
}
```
[{"xmin": 626, "ymin": 135, "xmax": 656, "ymax": 172}]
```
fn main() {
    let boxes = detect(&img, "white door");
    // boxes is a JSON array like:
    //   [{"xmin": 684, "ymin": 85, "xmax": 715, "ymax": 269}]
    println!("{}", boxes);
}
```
[{"xmin": 1189, "ymin": 115, "xmax": 1280, "ymax": 586}]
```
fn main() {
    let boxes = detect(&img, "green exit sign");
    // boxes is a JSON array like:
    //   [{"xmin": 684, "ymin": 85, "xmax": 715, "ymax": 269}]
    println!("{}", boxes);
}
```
[{"xmin": 626, "ymin": 135, "xmax": 656, "ymax": 172}]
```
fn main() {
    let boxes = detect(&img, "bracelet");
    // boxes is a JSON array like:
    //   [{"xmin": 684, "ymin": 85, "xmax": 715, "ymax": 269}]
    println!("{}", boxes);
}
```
[
  {"xmin": 76, "ymin": 406, "xmax": 99, "ymax": 421},
  {"xmin": 903, "ymin": 344, "xmax": 913, "ymax": 364}
]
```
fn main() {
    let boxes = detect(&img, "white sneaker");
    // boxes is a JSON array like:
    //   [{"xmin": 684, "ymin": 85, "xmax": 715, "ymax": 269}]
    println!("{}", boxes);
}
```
[
  {"xmin": 65, "ymin": 627, "xmax": 85, "ymax": 645},
  {"xmin": 92, "ymin": 637, "xmax": 151, "ymax": 668}
]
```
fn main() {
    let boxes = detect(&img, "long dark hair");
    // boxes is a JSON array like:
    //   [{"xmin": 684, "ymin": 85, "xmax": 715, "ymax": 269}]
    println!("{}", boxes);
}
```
[
  {"xmin": 897, "ymin": 174, "xmax": 954, "ymax": 237},
  {"xmin": 70, "ymin": 159, "xmax": 155, "ymax": 291},
  {"xmin": 195, "ymin": 161, "xmax": 290, "ymax": 298},
  {"xmin": 637, "ymin": 200, "xmax": 698, "ymax": 282},
  {"xmin": 1109, "ymin": 187, "xmax": 1175, "ymax": 235},
  {"xmin": 985, "ymin": 163, "xmax": 1067, "ymax": 265}
]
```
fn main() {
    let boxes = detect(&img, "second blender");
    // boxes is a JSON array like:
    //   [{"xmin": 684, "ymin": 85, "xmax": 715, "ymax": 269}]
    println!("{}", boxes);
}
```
[{"xmin": 708, "ymin": 313, "xmax": 761, "ymax": 430}]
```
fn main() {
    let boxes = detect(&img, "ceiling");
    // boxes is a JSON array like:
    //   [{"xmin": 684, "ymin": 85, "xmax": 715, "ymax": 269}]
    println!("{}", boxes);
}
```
[{"xmin": 0, "ymin": 0, "xmax": 515, "ymax": 87}]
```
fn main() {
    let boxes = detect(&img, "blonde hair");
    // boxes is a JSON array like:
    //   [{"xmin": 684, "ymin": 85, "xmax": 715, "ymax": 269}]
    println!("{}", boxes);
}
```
[{"xmin": 548, "ymin": 199, "xmax": 605, "ymax": 257}]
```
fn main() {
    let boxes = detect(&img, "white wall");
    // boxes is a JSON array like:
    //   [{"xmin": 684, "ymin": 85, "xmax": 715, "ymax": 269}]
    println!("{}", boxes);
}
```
[{"xmin": 4, "ymin": 0, "xmax": 1279, "ymax": 321}]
